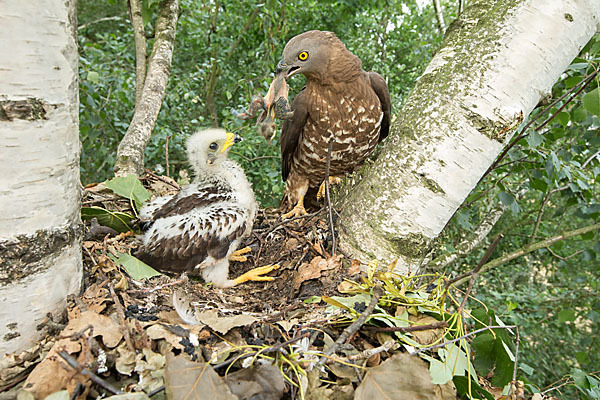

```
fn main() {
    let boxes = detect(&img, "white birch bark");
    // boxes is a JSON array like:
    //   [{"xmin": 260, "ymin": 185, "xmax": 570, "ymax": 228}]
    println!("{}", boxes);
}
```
[
  {"xmin": 338, "ymin": 0, "xmax": 600, "ymax": 274},
  {"xmin": 0, "ymin": 0, "xmax": 81, "ymax": 355}
]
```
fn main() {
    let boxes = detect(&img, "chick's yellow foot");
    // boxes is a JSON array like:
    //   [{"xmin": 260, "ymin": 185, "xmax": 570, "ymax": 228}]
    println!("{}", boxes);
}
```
[
  {"xmin": 229, "ymin": 246, "xmax": 252, "ymax": 262},
  {"xmin": 316, "ymin": 176, "xmax": 343, "ymax": 200},
  {"xmin": 281, "ymin": 203, "xmax": 307, "ymax": 219},
  {"xmin": 233, "ymin": 264, "xmax": 281, "ymax": 285}
]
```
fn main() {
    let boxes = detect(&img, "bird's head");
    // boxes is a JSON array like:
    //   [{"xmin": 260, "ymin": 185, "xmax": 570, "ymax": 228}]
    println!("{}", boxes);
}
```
[
  {"xmin": 275, "ymin": 30, "xmax": 361, "ymax": 83},
  {"xmin": 186, "ymin": 129, "xmax": 242, "ymax": 177}
]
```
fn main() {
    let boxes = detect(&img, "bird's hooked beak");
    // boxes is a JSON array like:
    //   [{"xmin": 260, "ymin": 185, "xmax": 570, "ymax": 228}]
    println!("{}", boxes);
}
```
[
  {"xmin": 275, "ymin": 61, "xmax": 301, "ymax": 79},
  {"xmin": 222, "ymin": 132, "xmax": 243, "ymax": 153}
]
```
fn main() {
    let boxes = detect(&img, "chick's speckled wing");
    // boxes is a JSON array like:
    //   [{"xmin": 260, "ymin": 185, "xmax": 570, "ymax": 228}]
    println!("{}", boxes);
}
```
[{"xmin": 137, "ymin": 181, "xmax": 250, "ymax": 273}]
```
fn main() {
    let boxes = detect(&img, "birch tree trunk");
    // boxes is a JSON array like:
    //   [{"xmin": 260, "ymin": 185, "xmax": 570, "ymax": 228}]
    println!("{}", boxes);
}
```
[
  {"xmin": 0, "ymin": 0, "xmax": 81, "ymax": 355},
  {"xmin": 113, "ymin": 0, "xmax": 179, "ymax": 177},
  {"xmin": 337, "ymin": 0, "xmax": 600, "ymax": 275}
]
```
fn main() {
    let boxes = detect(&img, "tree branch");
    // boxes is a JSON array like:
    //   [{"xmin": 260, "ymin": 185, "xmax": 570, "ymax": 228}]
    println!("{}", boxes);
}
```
[
  {"xmin": 129, "ymin": 0, "xmax": 147, "ymax": 109},
  {"xmin": 114, "ymin": 0, "xmax": 179, "ymax": 177},
  {"xmin": 432, "ymin": 0, "xmax": 446, "ymax": 34},
  {"xmin": 453, "ymin": 223, "xmax": 600, "ymax": 286},
  {"xmin": 430, "ymin": 202, "xmax": 506, "ymax": 270}
]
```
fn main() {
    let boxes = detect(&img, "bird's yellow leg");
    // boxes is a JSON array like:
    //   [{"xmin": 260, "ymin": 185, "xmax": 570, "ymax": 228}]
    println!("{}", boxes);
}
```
[
  {"xmin": 233, "ymin": 264, "xmax": 281, "ymax": 285},
  {"xmin": 316, "ymin": 176, "xmax": 343, "ymax": 200},
  {"xmin": 281, "ymin": 194, "xmax": 307, "ymax": 219},
  {"xmin": 229, "ymin": 246, "xmax": 252, "ymax": 262}
]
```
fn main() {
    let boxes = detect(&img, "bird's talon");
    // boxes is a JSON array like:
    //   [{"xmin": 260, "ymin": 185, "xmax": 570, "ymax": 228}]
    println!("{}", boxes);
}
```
[
  {"xmin": 281, "ymin": 205, "xmax": 307, "ymax": 219},
  {"xmin": 233, "ymin": 264, "xmax": 281, "ymax": 285},
  {"xmin": 229, "ymin": 246, "xmax": 252, "ymax": 262}
]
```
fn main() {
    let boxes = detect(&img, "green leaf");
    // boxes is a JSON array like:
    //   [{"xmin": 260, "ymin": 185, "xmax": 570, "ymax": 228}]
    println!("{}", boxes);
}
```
[
  {"xmin": 526, "ymin": 130, "xmax": 544, "ymax": 148},
  {"xmin": 582, "ymin": 87, "xmax": 600, "ymax": 118},
  {"xmin": 498, "ymin": 191, "xmax": 515, "ymax": 206},
  {"xmin": 87, "ymin": 71, "xmax": 100, "ymax": 83},
  {"xmin": 455, "ymin": 210, "xmax": 472, "ymax": 230},
  {"xmin": 105, "ymin": 174, "xmax": 151, "ymax": 210},
  {"xmin": 558, "ymin": 309, "xmax": 576, "ymax": 323},
  {"xmin": 81, "ymin": 206, "xmax": 135, "ymax": 233},
  {"xmin": 556, "ymin": 111, "xmax": 570, "ymax": 127},
  {"xmin": 427, "ymin": 357, "xmax": 453, "ymax": 385},
  {"xmin": 530, "ymin": 178, "xmax": 548, "ymax": 192},
  {"xmin": 109, "ymin": 251, "xmax": 161, "ymax": 280},
  {"xmin": 453, "ymin": 376, "xmax": 495, "ymax": 400}
]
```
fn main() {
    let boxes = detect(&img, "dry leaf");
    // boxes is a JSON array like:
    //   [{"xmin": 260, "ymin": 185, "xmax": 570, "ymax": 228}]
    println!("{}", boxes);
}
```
[
  {"xmin": 61, "ymin": 310, "xmax": 123, "ymax": 348},
  {"xmin": 348, "ymin": 259, "xmax": 362, "ymax": 275},
  {"xmin": 197, "ymin": 310, "xmax": 257, "ymax": 335},
  {"xmin": 164, "ymin": 352, "xmax": 236, "ymax": 400},
  {"xmin": 275, "ymin": 319, "xmax": 298, "ymax": 333},
  {"xmin": 408, "ymin": 314, "xmax": 445, "ymax": 345},
  {"xmin": 21, "ymin": 337, "xmax": 90, "ymax": 399},
  {"xmin": 146, "ymin": 324, "xmax": 186, "ymax": 350},
  {"xmin": 80, "ymin": 282, "xmax": 110, "ymax": 313},
  {"xmin": 355, "ymin": 353, "xmax": 456, "ymax": 400},
  {"xmin": 226, "ymin": 364, "xmax": 284, "ymax": 400},
  {"xmin": 293, "ymin": 256, "xmax": 339, "ymax": 289}
]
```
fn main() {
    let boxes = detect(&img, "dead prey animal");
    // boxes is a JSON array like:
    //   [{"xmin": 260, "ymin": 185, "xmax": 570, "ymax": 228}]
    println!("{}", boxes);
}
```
[{"xmin": 233, "ymin": 72, "xmax": 294, "ymax": 143}]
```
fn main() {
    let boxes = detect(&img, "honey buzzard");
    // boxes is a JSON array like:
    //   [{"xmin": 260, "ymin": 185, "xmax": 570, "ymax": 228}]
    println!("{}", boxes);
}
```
[
  {"xmin": 137, "ymin": 129, "xmax": 278, "ymax": 287},
  {"xmin": 276, "ymin": 30, "xmax": 391, "ymax": 218}
]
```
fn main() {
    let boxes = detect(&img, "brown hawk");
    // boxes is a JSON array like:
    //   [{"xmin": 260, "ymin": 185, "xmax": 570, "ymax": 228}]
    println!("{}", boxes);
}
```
[
  {"xmin": 137, "ymin": 129, "xmax": 278, "ymax": 288},
  {"xmin": 276, "ymin": 30, "xmax": 391, "ymax": 218}
]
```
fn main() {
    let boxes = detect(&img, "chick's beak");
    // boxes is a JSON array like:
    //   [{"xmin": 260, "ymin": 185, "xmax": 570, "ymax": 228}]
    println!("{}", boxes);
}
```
[{"xmin": 222, "ymin": 132, "xmax": 242, "ymax": 153}]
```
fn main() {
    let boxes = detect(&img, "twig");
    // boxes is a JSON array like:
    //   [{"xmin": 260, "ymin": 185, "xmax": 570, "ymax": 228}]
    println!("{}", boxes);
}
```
[
  {"xmin": 445, "ymin": 234, "xmax": 503, "ymax": 292},
  {"xmin": 106, "ymin": 281, "xmax": 135, "ymax": 352},
  {"xmin": 165, "ymin": 135, "xmax": 171, "ymax": 177},
  {"xmin": 507, "ymin": 327, "xmax": 521, "ymax": 398},
  {"xmin": 57, "ymin": 351, "xmax": 124, "ymax": 395},
  {"xmin": 214, "ymin": 331, "xmax": 310, "ymax": 370},
  {"xmin": 148, "ymin": 386, "xmax": 166, "ymax": 397},
  {"xmin": 529, "ymin": 185, "xmax": 568, "ymax": 245},
  {"xmin": 259, "ymin": 209, "xmax": 322, "ymax": 236},
  {"xmin": 456, "ymin": 234, "xmax": 504, "ymax": 315},
  {"xmin": 78, "ymin": 15, "xmax": 124, "ymax": 30},
  {"xmin": 317, "ymin": 285, "xmax": 384, "ymax": 366},
  {"xmin": 325, "ymin": 140, "xmax": 337, "ymax": 255},
  {"xmin": 582, "ymin": 149, "xmax": 600, "ymax": 169},
  {"xmin": 326, "ymin": 339, "xmax": 398, "ymax": 365},
  {"xmin": 144, "ymin": 169, "xmax": 180, "ymax": 190},
  {"xmin": 409, "ymin": 324, "xmax": 516, "ymax": 355},
  {"xmin": 452, "ymin": 223, "xmax": 600, "ymax": 287},
  {"xmin": 363, "ymin": 320, "xmax": 448, "ymax": 333}
]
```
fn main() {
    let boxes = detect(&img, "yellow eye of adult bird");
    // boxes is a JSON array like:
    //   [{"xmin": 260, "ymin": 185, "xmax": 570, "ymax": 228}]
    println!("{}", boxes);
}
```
[{"xmin": 298, "ymin": 51, "xmax": 309, "ymax": 61}]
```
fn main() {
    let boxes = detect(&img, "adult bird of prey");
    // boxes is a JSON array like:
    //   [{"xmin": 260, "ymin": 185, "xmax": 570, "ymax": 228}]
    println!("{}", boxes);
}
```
[
  {"xmin": 137, "ymin": 129, "xmax": 278, "ymax": 288},
  {"xmin": 276, "ymin": 30, "xmax": 391, "ymax": 218}
]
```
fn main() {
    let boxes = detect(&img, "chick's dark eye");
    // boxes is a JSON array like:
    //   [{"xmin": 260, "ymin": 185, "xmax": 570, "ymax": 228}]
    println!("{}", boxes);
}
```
[
  {"xmin": 209, "ymin": 142, "xmax": 218, "ymax": 151},
  {"xmin": 298, "ymin": 51, "xmax": 309, "ymax": 61}
]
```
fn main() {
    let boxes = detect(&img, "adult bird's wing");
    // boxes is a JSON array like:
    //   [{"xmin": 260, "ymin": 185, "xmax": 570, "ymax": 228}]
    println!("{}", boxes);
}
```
[
  {"xmin": 368, "ymin": 71, "xmax": 392, "ymax": 142},
  {"xmin": 281, "ymin": 88, "xmax": 309, "ymax": 181}
]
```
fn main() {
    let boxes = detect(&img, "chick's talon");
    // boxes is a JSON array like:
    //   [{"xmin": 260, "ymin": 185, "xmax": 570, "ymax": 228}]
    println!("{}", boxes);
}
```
[
  {"xmin": 233, "ymin": 264, "xmax": 281, "ymax": 285},
  {"xmin": 229, "ymin": 246, "xmax": 252, "ymax": 262}
]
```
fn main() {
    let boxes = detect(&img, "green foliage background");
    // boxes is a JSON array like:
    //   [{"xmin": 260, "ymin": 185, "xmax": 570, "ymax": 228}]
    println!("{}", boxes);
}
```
[
  {"xmin": 78, "ymin": 0, "xmax": 599, "ymax": 397},
  {"xmin": 78, "ymin": 0, "xmax": 439, "ymax": 207}
]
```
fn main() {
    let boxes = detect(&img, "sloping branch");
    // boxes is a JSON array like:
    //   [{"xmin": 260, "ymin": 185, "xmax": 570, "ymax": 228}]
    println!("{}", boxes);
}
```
[
  {"xmin": 114, "ymin": 0, "xmax": 179, "ymax": 177},
  {"xmin": 432, "ymin": 0, "xmax": 446, "ymax": 34},
  {"xmin": 129, "ymin": 0, "xmax": 147, "ymax": 109},
  {"xmin": 429, "ymin": 202, "xmax": 506, "ymax": 270},
  {"xmin": 453, "ymin": 222, "xmax": 600, "ymax": 286}
]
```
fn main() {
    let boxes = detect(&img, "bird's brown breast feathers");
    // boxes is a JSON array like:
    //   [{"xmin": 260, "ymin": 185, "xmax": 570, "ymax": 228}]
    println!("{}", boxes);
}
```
[{"xmin": 290, "ymin": 75, "xmax": 383, "ymax": 188}]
